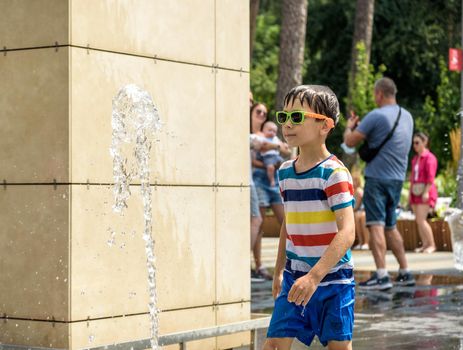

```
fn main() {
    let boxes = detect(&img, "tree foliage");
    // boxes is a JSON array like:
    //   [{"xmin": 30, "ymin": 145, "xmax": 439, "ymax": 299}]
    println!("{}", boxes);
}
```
[
  {"xmin": 419, "ymin": 57, "xmax": 461, "ymax": 167},
  {"xmin": 250, "ymin": 0, "xmax": 283, "ymax": 114},
  {"xmin": 250, "ymin": 0, "xmax": 462, "ymax": 171},
  {"xmin": 347, "ymin": 41, "xmax": 386, "ymax": 118}
]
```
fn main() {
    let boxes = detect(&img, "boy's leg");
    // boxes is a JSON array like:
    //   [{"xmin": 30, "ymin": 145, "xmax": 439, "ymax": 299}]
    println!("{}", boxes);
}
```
[
  {"xmin": 327, "ymin": 340, "xmax": 352, "ymax": 350},
  {"xmin": 263, "ymin": 337, "xmax": 293, "ymax": 350}
]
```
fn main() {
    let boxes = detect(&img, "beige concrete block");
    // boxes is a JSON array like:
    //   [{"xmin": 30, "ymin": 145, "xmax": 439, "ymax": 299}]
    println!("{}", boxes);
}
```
[
  {"xmin": 216, "ymin": 0, "xmax": 249, "ymax": 71},
  {"xmin": 69, "ymin": 307, "xmax": 216, "ymax": 350},
  {"xmin": 71, "ymin": 185, "xmax": 215, "ymax": 319},
  {"xmin": 216, "ymin": 188, "xmax": 250, "ymax": 303},
  {"xmin": 0, "ymin": 185, "xmax": 69, "ymax": 320},
  {"xmin": 0, "ymin": 0, "xmax": 69, "ymax": 49},
  {"xmin": 216, "ymin": 302, "xmax": 251, "ymax": 350},
  {"xmin": 216, "ymin": 69, "xmax": 250, "ymax": 186},
  {"xmin": 71, "ymin": 0, "xmax": 215, "ymax": 66},
  {"xmin": 70, "ymin": 184, "xmax": 147, "ymax": 320},
  {"xmin": 159, "ymin": 307, "xmax": 216, "ymax": 350},
  {"xmin": 70, "ymin": 313, "xmax": 149, "ymax": 350},
  {"xmin": 0, "ymin": 48, "xmax": 69, "ymax": 183},
  {"xmin": 153, "ymin": 186, "xmax": 216, "ymax": 310},
  {"xmin": 70, "ymin": 48, "xmax": 215, "ymax": 185},
  {"xmin": 0, "ymin": 319, "xmax": 69, "ymax": 349}
]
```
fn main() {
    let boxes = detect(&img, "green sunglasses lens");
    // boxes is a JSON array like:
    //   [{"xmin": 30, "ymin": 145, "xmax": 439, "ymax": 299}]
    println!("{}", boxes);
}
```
[
  {"xmin": 276, "ymin": 112, "xmax": 288, "ymax": 124},
  {"xmin": 291, "ymin": 112, "xmax": 304, "ymax": 124}
]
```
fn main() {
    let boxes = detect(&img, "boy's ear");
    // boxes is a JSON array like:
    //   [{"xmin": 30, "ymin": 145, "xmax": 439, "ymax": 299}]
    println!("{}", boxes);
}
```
[{"xmin": 320, "ymin": 120, "xmax": 332, "ymax": 135}]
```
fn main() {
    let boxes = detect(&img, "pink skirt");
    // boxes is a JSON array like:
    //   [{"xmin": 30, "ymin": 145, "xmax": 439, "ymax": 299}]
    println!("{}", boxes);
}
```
[{"xmin": 409, "ymin": 193, "xmax": 437, "ymax": 208}]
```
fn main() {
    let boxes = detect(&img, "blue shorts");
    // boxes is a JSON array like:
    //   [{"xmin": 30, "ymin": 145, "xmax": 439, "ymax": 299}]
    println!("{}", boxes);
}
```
[
  {"xmin": 250, "ymin": 184, "xmax": 261, "ymax": 218},
  {"xmin": 363, "ymin": 177, "xmax": 403, "ymax": 230},
  {"xmin": 262, "ymin": 153, "xmax": 283, "ymax": 167},
  {"xmin": 267, "ymin": 270, "xmax": 355, "ymax": 347},
  {"xmin": 253, "ymin": 168, "xmax": 282, "ymax": 207}
]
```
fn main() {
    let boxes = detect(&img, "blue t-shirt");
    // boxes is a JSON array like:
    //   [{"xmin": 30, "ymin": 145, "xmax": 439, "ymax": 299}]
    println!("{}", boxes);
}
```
[{"xmin": 357, "ymin": 104, "xmax": 413, "ymax": 181}]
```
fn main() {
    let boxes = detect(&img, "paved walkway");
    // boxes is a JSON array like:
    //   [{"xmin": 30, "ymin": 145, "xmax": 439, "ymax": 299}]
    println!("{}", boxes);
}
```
[
  {"xmin": 261, "ymin": 237, "xmax": 456, "ymax": 272},
  {"xmin": 255, "ymin": 238, "xmax": 463, "ymax": 350}
]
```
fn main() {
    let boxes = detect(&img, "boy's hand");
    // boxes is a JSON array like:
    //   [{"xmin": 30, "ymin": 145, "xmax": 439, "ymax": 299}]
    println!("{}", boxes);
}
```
[
  {"xmin": 287, "ymin": 273, "xmax": 319, "ymax": 306},
  {"xmin": 272, "ymin": 271, "xmax": 283, "ymax": 299}
]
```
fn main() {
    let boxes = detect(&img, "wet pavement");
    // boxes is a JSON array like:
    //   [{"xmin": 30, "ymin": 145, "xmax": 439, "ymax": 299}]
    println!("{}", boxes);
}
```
[{"xmin": 252, "ymin": 270, "xmax": 463, "ymax": 349}]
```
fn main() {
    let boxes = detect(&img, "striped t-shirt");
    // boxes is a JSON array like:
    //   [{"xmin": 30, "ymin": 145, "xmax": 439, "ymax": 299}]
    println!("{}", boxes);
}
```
[{"xmin": 278, "ymin": 155, "xmax": 355, "ymax": 286}]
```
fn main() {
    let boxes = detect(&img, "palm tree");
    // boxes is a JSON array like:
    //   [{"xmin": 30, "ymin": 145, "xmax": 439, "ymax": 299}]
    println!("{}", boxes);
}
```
[
  {"xmin": 250, "ymin": 0, "xmax": 260, "ymax": 61},
  {"xmin": 275, "ymin": 0, "xmax": 308, "ymax": 111},
  {"xmin": 347, "ymin": 0, "xmax": 375, "ymax": 112}
]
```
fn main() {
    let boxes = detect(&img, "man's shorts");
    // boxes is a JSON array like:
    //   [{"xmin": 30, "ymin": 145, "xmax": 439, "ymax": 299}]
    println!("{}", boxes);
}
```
[
  {"xmin": 252, "ymin": 168, "xmax": 282, "ymax": 207},
  {"xmin": 363, "ymin": 177, "xmax": 403, "ymax": 230},
  {"xmin": 267, "ymin": 269, "xmax": 355, "ymax": 347}
]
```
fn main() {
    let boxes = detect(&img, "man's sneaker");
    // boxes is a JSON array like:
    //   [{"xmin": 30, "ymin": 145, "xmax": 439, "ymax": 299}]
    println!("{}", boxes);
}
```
[
  {"xmin": 358, "ymin": 272, "xmax": 393, "ymax": 291},
  {"xmin": 395, "ymin": 272, "xmax": 415, "ymax": 286},
  {"xmin": 251, "ymin": 269, "xmax": 265, "ymax": 283}
]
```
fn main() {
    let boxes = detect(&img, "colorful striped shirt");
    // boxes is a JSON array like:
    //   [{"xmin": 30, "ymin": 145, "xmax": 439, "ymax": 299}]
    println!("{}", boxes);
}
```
[{"xmin": 278, "ymin": 155, "xmax": 355, "ymax": 285}]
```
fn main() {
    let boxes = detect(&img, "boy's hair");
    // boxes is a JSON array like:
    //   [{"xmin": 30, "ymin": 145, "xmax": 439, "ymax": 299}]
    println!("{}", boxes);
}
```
[{"xmin": 283, "ymin": 85, "xmax": 340, "ymax": 126}]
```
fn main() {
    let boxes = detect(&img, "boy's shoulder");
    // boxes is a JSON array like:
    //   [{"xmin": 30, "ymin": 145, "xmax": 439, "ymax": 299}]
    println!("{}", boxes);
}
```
[
  {"xmin": 323, "ymin": 156, "xmax": 353, "ymax": 181},
  {"xmin": 279, "ymin": 159, "xmax": 294, "ymax": 171},
  {"xmin": 324, "ymin": 155, "xmax": 349, "ymax": 171}
]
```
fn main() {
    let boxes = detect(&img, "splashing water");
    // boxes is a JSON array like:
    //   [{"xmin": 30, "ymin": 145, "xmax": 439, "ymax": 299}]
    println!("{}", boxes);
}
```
[
  {"xmin": 110, "ymin": 84, "xmax": 162, "ymax": 350},
  {"xmin": 447, "ymin": 209, "xmax": 463, "ymax": 271}
]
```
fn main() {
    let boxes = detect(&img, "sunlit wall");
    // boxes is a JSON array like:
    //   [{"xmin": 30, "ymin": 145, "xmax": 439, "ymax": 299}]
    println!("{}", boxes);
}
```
[{"xmin": 0, "ymin": 1, "xmax": 250, "ymax": 349}]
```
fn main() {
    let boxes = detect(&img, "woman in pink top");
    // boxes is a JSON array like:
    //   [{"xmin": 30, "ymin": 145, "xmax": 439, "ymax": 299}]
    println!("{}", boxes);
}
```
[{"xmin": 410, "ymin": 132, "xmax": 438, "ymax": 253}]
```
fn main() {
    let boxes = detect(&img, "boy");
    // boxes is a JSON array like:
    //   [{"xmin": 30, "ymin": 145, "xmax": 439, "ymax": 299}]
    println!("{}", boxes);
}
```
[
  {"xmin": 264, "ymin": 85, "xmax": 356, "ymax": 350},
  {"xmin": 258, "ymin": 121, "xmax": 284, "ymax": 187}
]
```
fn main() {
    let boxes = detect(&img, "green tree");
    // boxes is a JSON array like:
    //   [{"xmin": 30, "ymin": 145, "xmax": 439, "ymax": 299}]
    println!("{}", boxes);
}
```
[
  {"xmin": 250, "ymin": 11, "xmax": 280, "ymax": 113},
  {"xmin": 419, "ymin": 57, "xmax": 460, "ymax": 168},
  {"xmin": 371, "ymin": 0, "xmax": 461, "ymax": 112},
  {"xmin": 347, "ymin": 41, "xmax": 386, "ymax": 117},
  {"xmin": 347, "ymin": 0, "xmax": 375, "ymax": 112},
  {"xmin": 250, "ymin": 0, "xmax": 462, "ymax": 167},
  {"xmin": 275, "ymin": 0, "xmax": 308, "ymax": 111}
]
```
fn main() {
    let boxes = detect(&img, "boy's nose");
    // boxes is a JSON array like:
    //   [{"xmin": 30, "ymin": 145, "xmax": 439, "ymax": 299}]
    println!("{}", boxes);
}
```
[{"xmin": 283, "ymin": 121, "xmax": 293, "ymax": 128}]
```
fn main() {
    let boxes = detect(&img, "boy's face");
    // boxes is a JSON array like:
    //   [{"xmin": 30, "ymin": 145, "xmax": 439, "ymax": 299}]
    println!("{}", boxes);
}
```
[
  {"xmin": 262, "ymin": 122, "xmax": 277, "ymax": 138},
  {"xmin": 281, "ymin": 98, "xmax": 331, "ymax": 148}
]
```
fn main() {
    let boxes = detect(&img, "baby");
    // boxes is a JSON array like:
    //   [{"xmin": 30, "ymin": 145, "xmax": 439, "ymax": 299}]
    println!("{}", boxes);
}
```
[{"xmin": 258, "ymin": 121, "xmax": 283, "ymax": 187}]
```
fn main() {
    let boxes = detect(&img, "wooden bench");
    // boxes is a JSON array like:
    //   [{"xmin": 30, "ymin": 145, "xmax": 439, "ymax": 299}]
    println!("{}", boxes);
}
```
[{"xmin": 396, "ymin": 219, "xmax": 452, "ymax": 251}]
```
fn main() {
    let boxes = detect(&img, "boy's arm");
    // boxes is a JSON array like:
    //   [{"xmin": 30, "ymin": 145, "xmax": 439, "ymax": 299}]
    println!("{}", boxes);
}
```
[
  {"xmin": 287, "ymin": 206, "xmax": 355, "ymax": 306},
  {"xmin": 272, "ymin": 218, "xmax": 288, "ymax": 299}
]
